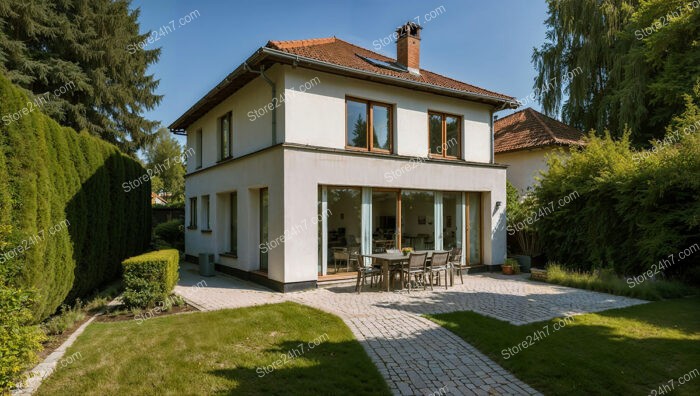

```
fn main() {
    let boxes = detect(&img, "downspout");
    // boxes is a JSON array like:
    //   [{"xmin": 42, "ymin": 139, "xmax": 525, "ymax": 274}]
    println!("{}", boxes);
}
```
[
  {"xmin": 244, "ymin": 63, "xmax": 277, "ymax": 145},
  {"xmin": 490, "ymin": 109, "xmax": 495, "ymax": 163}
]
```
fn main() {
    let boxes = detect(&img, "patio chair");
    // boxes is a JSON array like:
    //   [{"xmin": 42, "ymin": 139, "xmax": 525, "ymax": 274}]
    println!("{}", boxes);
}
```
[
  {"xmin": 401, "ymin": 252, "xmax": 428, "ymax": 293},
  {"xmin": 428, "ymin": 251, "xmax": 450, "ymax": 290},
  {"xmin": 348, "ymin": 246, "xmax": 360, "ymax": 270},
  {"xmin": 333, "ymin": 248, "xmax": 350, "ymax": 273},
  {"xmin": 355, "ymin": 255, "xmax": 382, "ymax": 293},
  {"xmin": 448, "ymin": 247, "xmax": 465, "ymax": 284}
]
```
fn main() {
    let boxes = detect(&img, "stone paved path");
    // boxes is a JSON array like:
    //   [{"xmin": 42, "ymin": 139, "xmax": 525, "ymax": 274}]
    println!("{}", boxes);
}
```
[{"xmin": 175, "ymin": 264, "xmax": 646, "ymax": 395}]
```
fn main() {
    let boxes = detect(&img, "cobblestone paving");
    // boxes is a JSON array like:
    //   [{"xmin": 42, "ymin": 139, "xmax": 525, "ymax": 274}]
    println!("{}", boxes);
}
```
[{"xmin": 176, "ymin": 264, "xmax": 646, "ymax": 395}]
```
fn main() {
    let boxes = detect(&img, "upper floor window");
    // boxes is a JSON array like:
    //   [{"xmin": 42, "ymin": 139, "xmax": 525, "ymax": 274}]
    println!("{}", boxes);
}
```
[
  {"xmin": 346, "ymin": 97, "xmax": 392, "ymax": 153},
  {"xmin": 429, "ymin": 111, "xmax": 461, "ymax": 159},
  {"xmin": 219, "ymin": 111, "xmax": 232, "ymax": 160},
  {"xmin": 195, "ymin": 128, "xmax": 203, "ymax": 168}
]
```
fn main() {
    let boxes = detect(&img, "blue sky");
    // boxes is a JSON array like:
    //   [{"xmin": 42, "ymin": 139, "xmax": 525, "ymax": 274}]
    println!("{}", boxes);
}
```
[{"xmin": 130, "ymin": 0, "xmax": 550, "ymax": 144}]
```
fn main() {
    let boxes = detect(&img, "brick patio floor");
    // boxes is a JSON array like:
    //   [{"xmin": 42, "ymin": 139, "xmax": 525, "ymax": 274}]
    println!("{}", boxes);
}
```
[{"xmin": 175, "ymin": 263, "xmax": 646, "ymax": 395}]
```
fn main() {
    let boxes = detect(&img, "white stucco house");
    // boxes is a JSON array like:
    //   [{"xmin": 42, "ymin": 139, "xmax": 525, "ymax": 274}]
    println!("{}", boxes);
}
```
[
  {"xmin": 494, "ymin": 108, "xmax": 585, "ymax": 194},
  {"xmin": 169, "ymin": 22, "xmax": 518, "ymax": 291}
]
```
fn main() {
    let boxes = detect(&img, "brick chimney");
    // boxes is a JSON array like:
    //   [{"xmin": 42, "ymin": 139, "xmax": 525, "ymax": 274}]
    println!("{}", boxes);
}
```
[{"xmin": 396, "ymin": 22, "xmax": 422, "ymax": 74}]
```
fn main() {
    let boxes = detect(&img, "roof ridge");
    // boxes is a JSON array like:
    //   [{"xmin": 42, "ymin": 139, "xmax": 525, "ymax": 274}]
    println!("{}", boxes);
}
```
[
  {"xmin": 526, "ymin": 108, "xmax": 559, "ymax": 143},
  {"xmin": 267, "ymin": 37, "xmax": 337, "ymax": 49},
  {"xmin": 269, "ymin": 36, "xmax": 514, "ymax": 101}
]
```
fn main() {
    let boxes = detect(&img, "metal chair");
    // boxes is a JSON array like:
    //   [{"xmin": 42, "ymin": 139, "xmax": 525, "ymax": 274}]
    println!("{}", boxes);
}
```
[
  {"xmin": 448, "ymin": 247, "xmax": 465, "ymax": 284},
  {"xmin": 428, "ymin": 251, "xmax": 450, "ymax": 289},
  {"xmin": 401, "ymin": 252, "xmax": 428, "ymax": 293},
  {"xmin": 355, "ymin": 255, "xmax": 382, "ymax": 293}
]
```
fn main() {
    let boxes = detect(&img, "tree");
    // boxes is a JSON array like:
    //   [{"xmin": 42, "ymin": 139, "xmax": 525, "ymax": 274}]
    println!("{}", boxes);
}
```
[
  {"xmin": 143, "ymin": 128, "xmax": 185, "ymax": 206},
  {"xmin": 351, "ymin": 114, "xmax": 367, "ymax": 147},
  {"xmin": 532, "ymin": 0, "xmax": 700, "ymax": 145},
  {"xmin": 0, "ymin": 0, "xmax": 162, "ymax": 154}
]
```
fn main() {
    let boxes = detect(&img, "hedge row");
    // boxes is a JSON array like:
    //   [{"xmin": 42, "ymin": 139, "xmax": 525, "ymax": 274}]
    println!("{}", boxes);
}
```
[
  {"xmin": 533, "ymin": 90, "xmax": 700, "ymax": 284},
  {"xmin": 122, "ymin": 249, "xmax": 180, "ymax": 308},
  {"xmin": 0, "ymin": 74, "xmax": 151, "ymax": 320}
]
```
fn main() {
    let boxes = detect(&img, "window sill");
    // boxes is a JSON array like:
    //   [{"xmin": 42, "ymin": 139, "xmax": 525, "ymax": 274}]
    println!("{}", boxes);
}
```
[
  {"xmin": 220, "ymin": 252, "xmax": 238, "ymax": 259},
  {"xmin": 187, "ymin": 226, "xmax": 197, "ymax": 230},
  {"xmin": 216, "ymin": 156, "xmax": 233, "ymax": 163},
  {"xmin": 201, "ymin": 229, "xmax": 212, "ymax": 234}
]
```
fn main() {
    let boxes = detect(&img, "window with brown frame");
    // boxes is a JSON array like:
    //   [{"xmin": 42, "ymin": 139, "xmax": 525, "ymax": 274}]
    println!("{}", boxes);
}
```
[
  {"xmin": 346, "ymin": 97, "xmax": 392, "ymax": 152},
  {"xmin": 428, "ymin": 111, "xmax": 461, "ymax": 159}
]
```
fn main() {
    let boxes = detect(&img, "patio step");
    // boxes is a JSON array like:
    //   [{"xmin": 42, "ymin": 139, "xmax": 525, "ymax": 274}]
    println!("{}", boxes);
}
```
[{"xmin": 464, "ymin": 264, "xmax": 488, "ymax": 274}]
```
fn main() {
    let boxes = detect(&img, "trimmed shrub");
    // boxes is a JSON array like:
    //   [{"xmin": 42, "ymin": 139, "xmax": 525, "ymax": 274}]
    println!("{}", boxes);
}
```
[
  {"xmin": 122, "ymin": 249, "xmax": 180, "ymax": 308},
  {"xmin": 0, "ymin": 74, "xmax": 151, "ymax": 320},
  {"xmin": 153, "ymin": 219, "xmax": 184, "ymax": 251}
]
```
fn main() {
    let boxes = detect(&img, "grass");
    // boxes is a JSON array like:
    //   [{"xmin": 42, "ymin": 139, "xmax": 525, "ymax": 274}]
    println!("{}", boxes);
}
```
[
  {"xmin": 36, "ymin": 302, "xmax": 390, "ymax": 396},
  {"xmin": 40, "ymin": 280, "xmax": 122, "ymax": 336},
  {"xmin": 543, "ymin": 263, "xmax": 696, "ymax": 301},
  {"xmin": 427, "ymin": 297, "xmax": 700, "ymax": 396}
]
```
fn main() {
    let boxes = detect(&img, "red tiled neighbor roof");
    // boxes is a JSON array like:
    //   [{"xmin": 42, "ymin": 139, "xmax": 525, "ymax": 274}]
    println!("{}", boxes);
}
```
[
  {"xmin": 266, "ymin": 37, "xmax": 514, "ymax": 101},
  {"xmin": 494, "ymin": 108, "xmax": 585, "ymax": 154}
]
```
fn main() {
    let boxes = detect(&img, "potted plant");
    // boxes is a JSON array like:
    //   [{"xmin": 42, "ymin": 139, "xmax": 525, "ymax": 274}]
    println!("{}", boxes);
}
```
[
  {"xmin": 506, "ymin": 185, "xmax": 540, "ymax": 273},
  {"xmin": 401, "ymin": 247, "xmax": 413, "ymax": 256},
  {"xmin": 502, "ymin": 258, "xmax": 519, "ymax": 275}
]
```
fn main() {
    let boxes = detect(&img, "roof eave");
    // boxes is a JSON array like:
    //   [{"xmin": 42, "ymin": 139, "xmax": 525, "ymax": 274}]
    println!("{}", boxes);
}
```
[{"xmin": 169, "ymin": 46, "xmax": 518, "ymax": 132}]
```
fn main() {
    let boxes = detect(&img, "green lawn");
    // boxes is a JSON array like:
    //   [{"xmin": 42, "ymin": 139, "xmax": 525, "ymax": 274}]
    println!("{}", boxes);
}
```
[
  {"xmin": 428, "ymin": 297, "xmax": 700, "ymax": 396},
  {"xmin": 37, "ymin": 302, "xmax": 390, "ymax": 396}
]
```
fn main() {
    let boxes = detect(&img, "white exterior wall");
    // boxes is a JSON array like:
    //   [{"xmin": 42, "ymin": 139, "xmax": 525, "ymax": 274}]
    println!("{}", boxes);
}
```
[
  {"xmin": 496, "ymin": 147, "xmax": 569, "ymax": 194},
  {"xmin": 185, "ymin": 148, "xmax": 286, "ymax": 282},
  {"xmin": 283, "ymin": 67, "xmax": 493, "ymax": 162},
  {"xmin": 185, "ymin": 65, "xmax": 285, "ymax": 173},
  {"xmin": 282, "ymin": 148, "xmax": 507, "ymax": 282},
  {"xmin": 184, "ymin": 64, "xmax": 508, "ymax": 286}
]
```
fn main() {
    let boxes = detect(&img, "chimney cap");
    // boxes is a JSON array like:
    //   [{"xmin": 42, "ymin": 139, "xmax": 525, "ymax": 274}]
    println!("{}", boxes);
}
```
[{"xmin": 396, "ymin": 21, "xmax": 422, "ymax": 39}]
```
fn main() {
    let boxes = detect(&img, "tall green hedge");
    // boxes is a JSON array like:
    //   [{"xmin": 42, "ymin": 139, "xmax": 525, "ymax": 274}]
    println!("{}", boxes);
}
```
[
  {"xmin": 0, "ymin": 74, "xmax": 151, "ymax": 320},
  {"xmin": 533, "ymin": 88, "xmax": 700, "ymax": 284}
]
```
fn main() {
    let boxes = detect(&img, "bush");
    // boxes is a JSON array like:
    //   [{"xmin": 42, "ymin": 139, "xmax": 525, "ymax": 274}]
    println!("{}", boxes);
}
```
[
  {"xmin": 0, "ymin": 287, "xmax": 45, "ymax": 392},
  {"xmin": 545, "ymin": 263, "xmax": 695, "ymax": 301},
  {"xmin": 122, "ymin": 249, "xmax": 180, "ymax": 308},
  {"xmin": 533, "ymin": 86, "xmax": 700, "ymax": 283},
  {"xmin": 0, "ymin": 74, "xmax": 151, "ymax": 321},
  {"xmin": 153, "ymin": 219, "xmax": 184, "ymax": 251}
]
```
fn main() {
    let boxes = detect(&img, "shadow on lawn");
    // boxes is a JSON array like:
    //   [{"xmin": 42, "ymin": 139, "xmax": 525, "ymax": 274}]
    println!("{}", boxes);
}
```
[
  {"xmin": 430, "ymin": 298, "xmax": 700, "ymax": 395},
  {"xmin": 207, "ymin": 339, "xmax": 390, "ymax": 396}
]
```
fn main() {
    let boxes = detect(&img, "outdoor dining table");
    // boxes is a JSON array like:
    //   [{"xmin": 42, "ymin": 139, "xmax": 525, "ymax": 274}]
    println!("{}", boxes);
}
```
[{"xmin": 366, "ymin": 250, "xmax": 450, "ymax": 291}]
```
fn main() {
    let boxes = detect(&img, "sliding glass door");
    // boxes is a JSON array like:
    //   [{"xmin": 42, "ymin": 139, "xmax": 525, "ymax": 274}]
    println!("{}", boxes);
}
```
[
  {"xmin": 400, "ymin": 190, "xmax": 435, "ymax": 251},
  {"xmin": 372, "ymin": 190, "xmax": 398, "ymax": 253}
]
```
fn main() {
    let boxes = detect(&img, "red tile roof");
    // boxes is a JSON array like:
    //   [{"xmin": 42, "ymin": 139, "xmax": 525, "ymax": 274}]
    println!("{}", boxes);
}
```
[
  {"xmin": 266, "ymin": 37, "xmax": 514, "ymax": 101},
  {"xmin": 494, "ymin": 108, "xmax": 585, "ymax": 154}
]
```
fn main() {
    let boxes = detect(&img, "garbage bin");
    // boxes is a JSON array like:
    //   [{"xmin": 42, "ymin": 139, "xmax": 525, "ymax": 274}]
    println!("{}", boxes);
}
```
[{"xmin": 198, "ymin": 253, "xmax": 215, "ymax": 277}]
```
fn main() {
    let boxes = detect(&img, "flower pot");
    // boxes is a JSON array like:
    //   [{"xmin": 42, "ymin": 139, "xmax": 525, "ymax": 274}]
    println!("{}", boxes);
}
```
[
  {"xmin": 502, "ymin": 265, "xmax": 514, "ymax": 275},
  {"xmin": 512, "ymin": 255, "xmax": 532, "ymax": 273}
]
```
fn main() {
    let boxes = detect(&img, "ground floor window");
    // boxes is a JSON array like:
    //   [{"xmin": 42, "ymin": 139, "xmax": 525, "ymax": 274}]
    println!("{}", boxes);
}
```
[
  {"xmin": 230, "ymin": 192, "xmax": 237, "ymax": 256},
  {"xmin": 259, "ymin": 188, "xmax": 268, "ymax": 271},
  {"xmin": 318, "ymin": 187, "xmax": 483, "ymax": 275}
]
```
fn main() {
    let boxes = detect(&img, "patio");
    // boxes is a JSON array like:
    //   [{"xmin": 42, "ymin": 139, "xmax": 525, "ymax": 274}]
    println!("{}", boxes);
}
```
[{"xmin": 175, "ymin": 263, "xmax": 646, "ymax": 395}]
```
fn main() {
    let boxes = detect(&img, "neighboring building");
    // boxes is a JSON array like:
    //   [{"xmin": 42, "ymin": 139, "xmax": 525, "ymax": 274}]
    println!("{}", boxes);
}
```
[
  {"xmin": 169, "ymin": 22, "xmax": 517, "ymax": 291},
  {"xmin": 494, "ymin": 108, "xmax": 585, "ymax": 194},
  {"xmin": 151, "ymin": 192, "xmax": 168, "ymax": 206}
]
